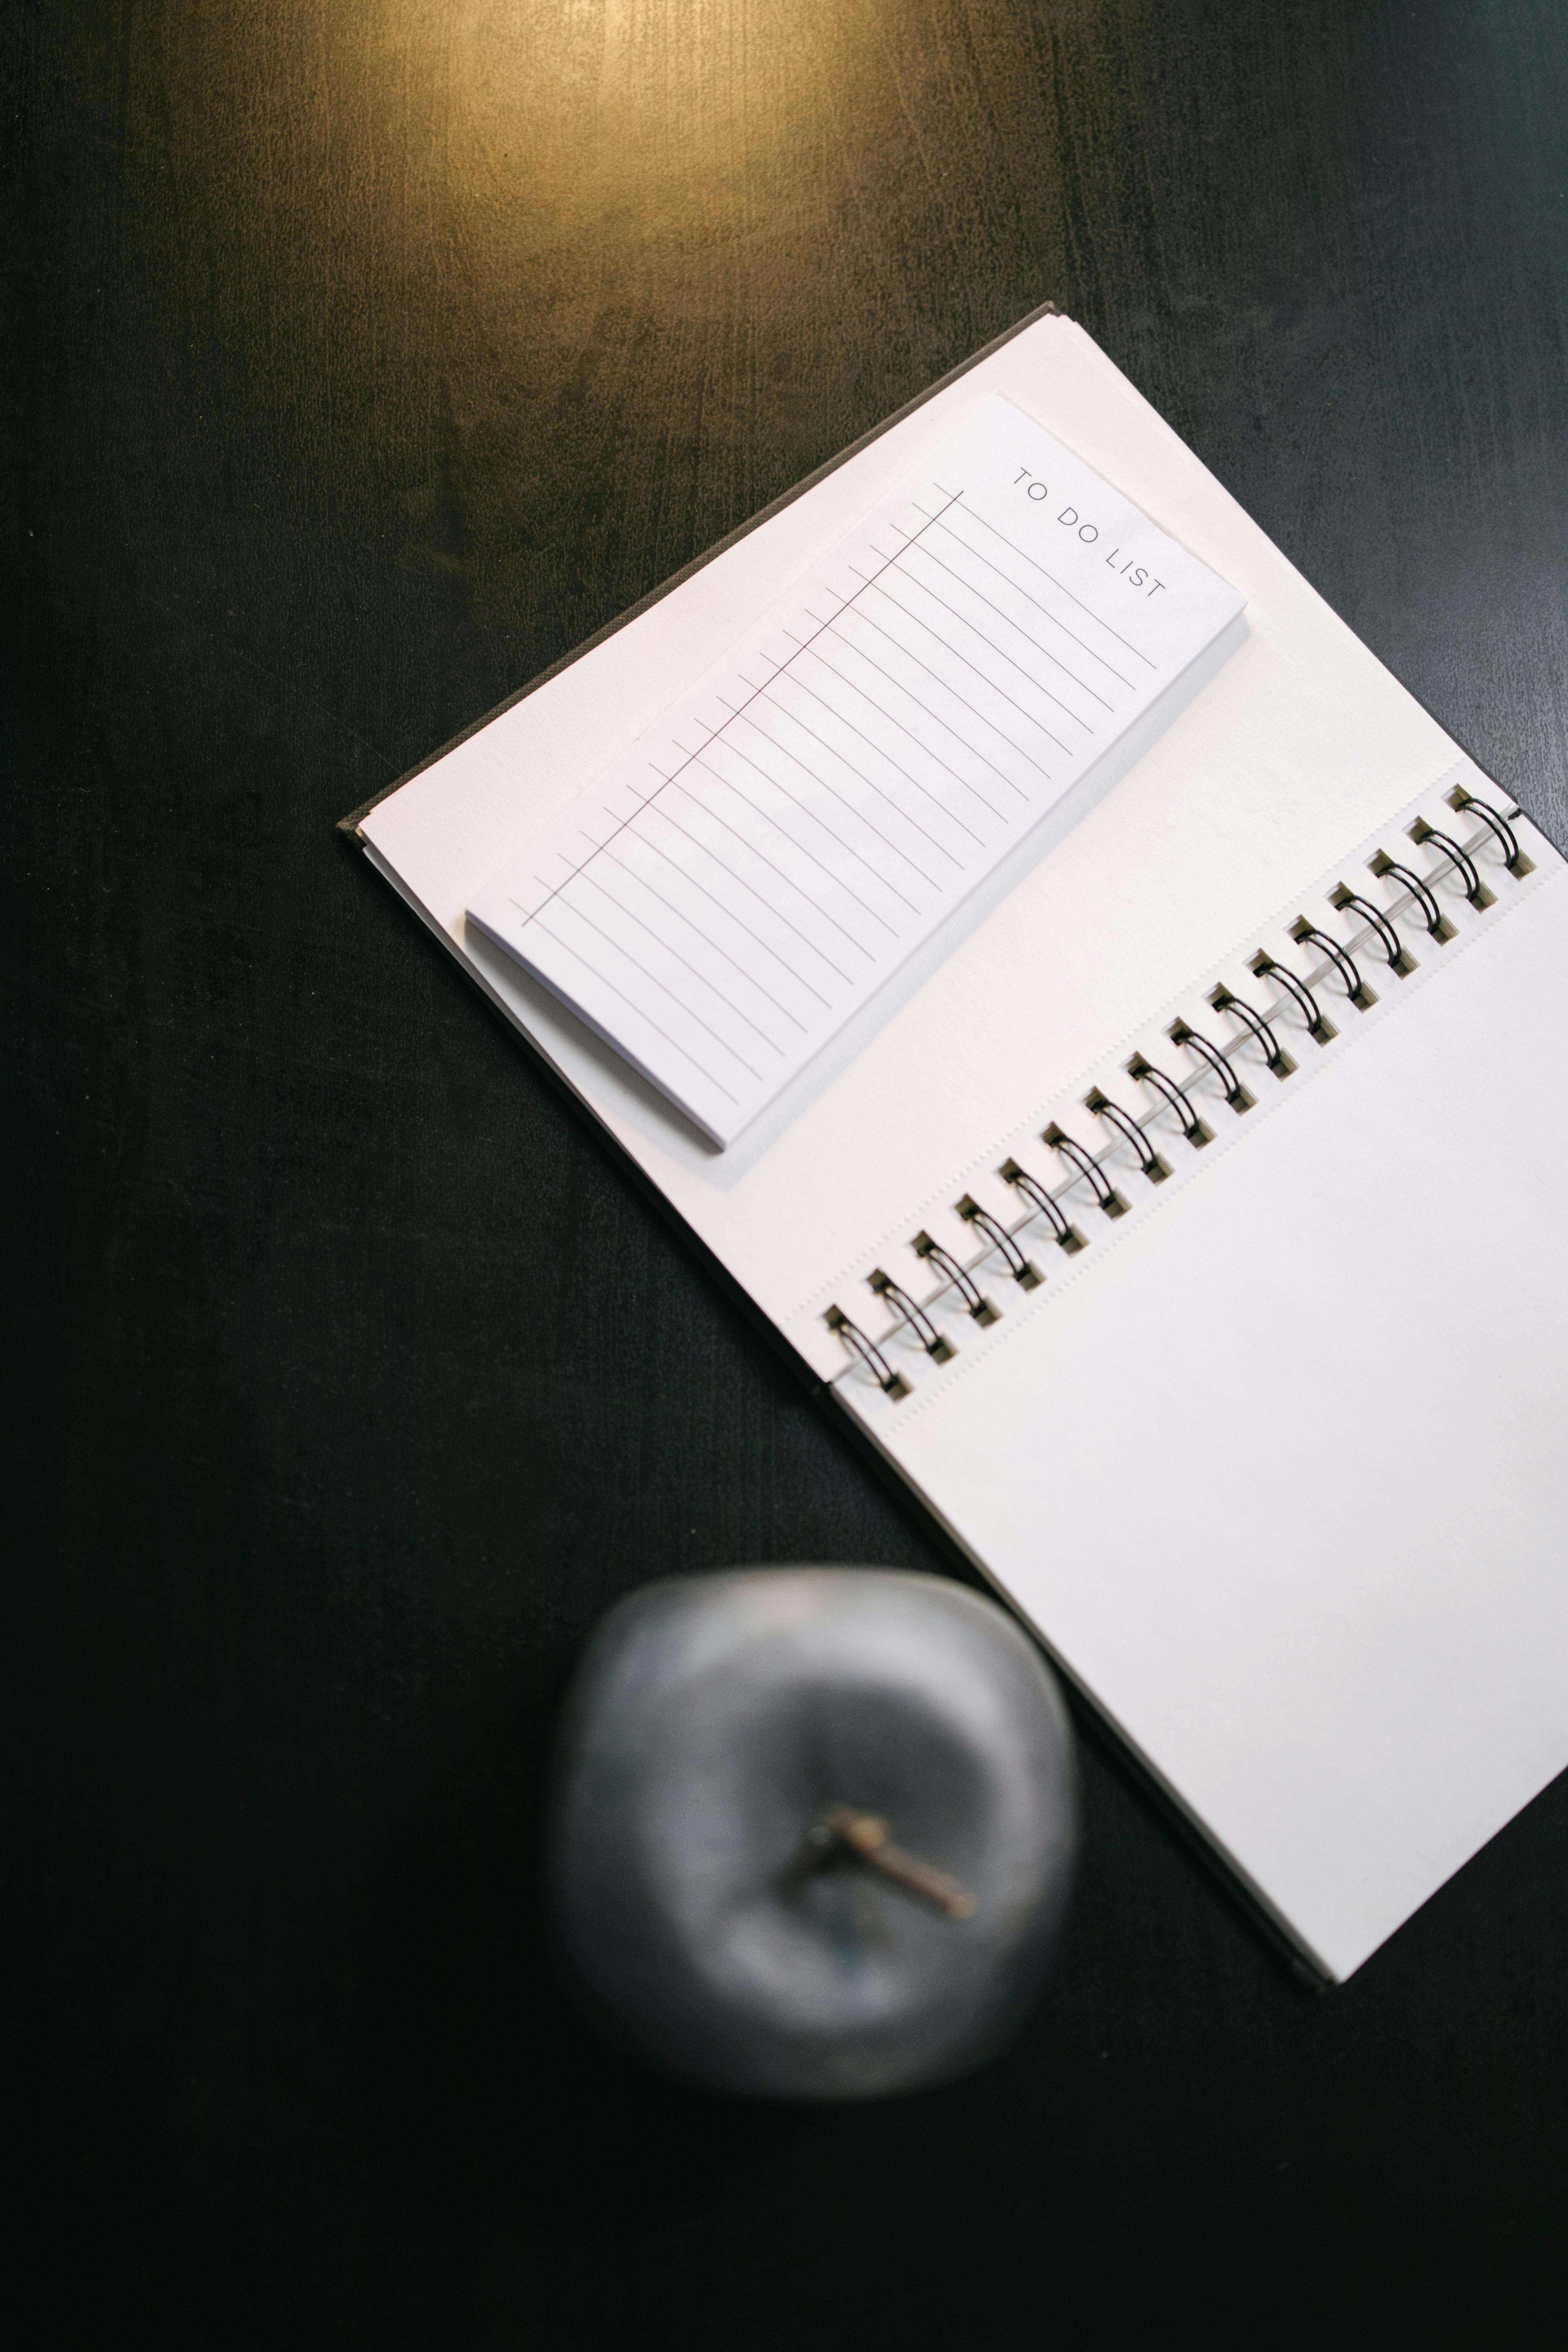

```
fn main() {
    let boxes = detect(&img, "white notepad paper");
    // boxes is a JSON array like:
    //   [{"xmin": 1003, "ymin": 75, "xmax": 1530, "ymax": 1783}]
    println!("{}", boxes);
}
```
[{"xmin": 468, "ymin": 396, "xmax": 1244, "ymax": 1143}]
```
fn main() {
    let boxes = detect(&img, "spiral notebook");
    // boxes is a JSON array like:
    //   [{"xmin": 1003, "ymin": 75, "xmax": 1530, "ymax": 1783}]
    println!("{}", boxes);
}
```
[{"xmin": 345, "ymin": 308, "xmax": 1568, "ymax": 1983}]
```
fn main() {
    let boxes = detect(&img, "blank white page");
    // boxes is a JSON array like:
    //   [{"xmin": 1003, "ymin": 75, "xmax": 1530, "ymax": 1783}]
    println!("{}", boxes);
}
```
[
  {"xmin": 840, "ymin": 819, "xmax": 1568, "ymax": 1981},
  {"xmin": 467, "ymin": 394, "xmax": 1243, "ymax": 1145}
]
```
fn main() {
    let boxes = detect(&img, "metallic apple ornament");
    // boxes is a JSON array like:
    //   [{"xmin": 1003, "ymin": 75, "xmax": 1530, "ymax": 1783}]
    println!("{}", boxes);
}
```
[{"xmin": 545, "ymin": 1567, "xmax": 1078, "ymax": 2099}]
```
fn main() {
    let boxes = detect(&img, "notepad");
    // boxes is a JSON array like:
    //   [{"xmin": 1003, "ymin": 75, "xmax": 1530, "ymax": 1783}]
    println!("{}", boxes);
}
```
[
  {"xmin": 349, "ymin": 310, "xmax": 1568, "ymax": 1984},
  {"xmin": 467, "ymin": 396, "xmax": 1244, "ymax": 1143}
]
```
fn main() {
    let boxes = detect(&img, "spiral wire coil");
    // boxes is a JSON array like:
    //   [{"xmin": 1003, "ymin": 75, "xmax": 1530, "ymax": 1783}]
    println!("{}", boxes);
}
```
[{"xmin": 826, "ymin": 796, "xmax": 1532, "ymax": 1397}]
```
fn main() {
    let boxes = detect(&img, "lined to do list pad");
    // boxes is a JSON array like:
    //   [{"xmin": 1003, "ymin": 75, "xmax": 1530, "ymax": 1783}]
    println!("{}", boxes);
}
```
[{"xmin": 468, "ymin": 394, "xmax": 1245, "ymax": 1145}]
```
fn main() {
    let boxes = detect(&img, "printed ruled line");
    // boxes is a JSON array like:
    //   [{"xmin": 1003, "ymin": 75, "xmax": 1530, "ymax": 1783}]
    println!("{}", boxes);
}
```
[
  {"xmin": 826, "ymin": 606, "xmax": 1044, "ymax": 789},
  {"xmin": 672, "ymin": 757, "xmax": 887, "ymax": 949},
  {"xmin": 530, "ymin": 916, "xmax": 740, "ymax": 1103},
  {"xmin": 519, "ymin": 845, "xmax": 593, "ymax": 903},
  {"xmin": 596, "ymin": 844, "xmax": 809, "ymax": 1033},
  {"xmin": 922, "ymin": 517, "xmax": 1138, "ymax": 690},
  {"xmin": 685, "ymin": 751, "xmax": 904, "ymax": 936},
  {"xmin": 851, "ymin": 569, "xmax": 1081, "ymax": 757},
  {"xmin": 902, "ymin": 507, "xmax": 1143, "ymax": 691},
  {"xmin": 789, "ymin": 636, "xmax": 1009, "ymax": 819},
  {"xmin": 871, "ymin": 544, "xmax": 1104, "ymax": 724},
  {"xmin": 546, "ymin": 894, "xmax": 764, "ymax": 1079},
  {"xmin": 510, "ymin": 492, "xmax": 965, "ymax": 933},
  {"xmin": 726, "ymin": 708, "xmax": 940, "ymax": 890},
  {"xmin": 656, "ymin": 799, "xmax": 855, "ymax": 986},
  {"xmin": 940, "ymin": 497, "xmax": 1159, "ymax": 668},
  {"xmin": 868, "ymin": 533, "xmax": 1107, "ymax": 719},
  {"xmin": 761, "ymin": 670, "xmax": 981, "ymax": 849},
  {"xmin": 574, "ymin": 869, "xmax": 789, "ymax": 1057},
  {"xmin": 891, "ymin": 529, "xmax": 1124, "ymax": 705},
  {"xmin": 626, "ymin": 827, "xmax": 831, "ymax": 1010},
  {"xmin": 696, "ymin": 725, "xmax": 925, "ymax": 908}
]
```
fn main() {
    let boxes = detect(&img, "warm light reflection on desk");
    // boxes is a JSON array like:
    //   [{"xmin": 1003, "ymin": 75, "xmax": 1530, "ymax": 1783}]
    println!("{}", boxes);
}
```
[
  {"xmin": 364, "ymin": 0, "xmax": 890, "ymax": 296},
  {"xmin": 109, "ymin": 1, "xmax": 1064, "ymax": 686}
]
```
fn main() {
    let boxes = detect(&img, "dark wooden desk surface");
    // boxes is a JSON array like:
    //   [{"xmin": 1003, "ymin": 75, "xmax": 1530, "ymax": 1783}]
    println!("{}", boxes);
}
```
[{"xmin": 8, "ymin": 4, "xmax": 1568, "ymax": 2344}]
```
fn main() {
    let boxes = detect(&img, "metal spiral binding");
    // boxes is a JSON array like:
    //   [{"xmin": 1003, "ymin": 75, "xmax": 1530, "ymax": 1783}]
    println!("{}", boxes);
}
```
[
  {"xmin": 825, "ymin": 794, "xmax": 1532, "ymax": 1400},
  {"xmin": 913, "ymin": 1231, "xmax": 999, "ymax": 1325},
  {"xmin": 1127, "ymin": 1055, "xmax": 1211, "ymax": 1144},
  {"xmin": 1087, "ymin": 1088, "xmax": 1170, "ymax": 1183},
  {"xmin": 1210, "ymin": 986, "xmax": 1294, "ymax": 1079},
  {"xmin": 1290, "ymin": 918, "xmax": 1376, "ymax": 1011},
  {"xmin": 1448, "ymin": 788, "xmax": 1532, "ymax": 877},
  {"xmin": 1329, "ymin": 884, "xmax": 1416, "ymax": 977},
  {"xmin": 1170, "ymin": 1020, "xmax": 1254, "ymax": 1112},
  {"xmin": 1251, "ymin": 950, "xmax": 1335, "ymax": 1045},
  {"xmin": 1044, "ymin": 1123, "xmax": 1129, "ymax": 1217},
  {"xmin": 999, "ymin": 1160, "xmax": 1085, "ymax": 1252},
  {"xmin": 868, "ymin": 1268, "xmax": 954, "ymax": 1362},
  {"xmin": 825, "ymin": 1307, "xmax": 910, "ymax": 1400},
  {"xmin": 1369, "ymin": 850, "xmax": 1456, "ymax": 937},
  {"xmin": 957, "ymin": 1197, "xmax": 1043, "ymax": 1289}
]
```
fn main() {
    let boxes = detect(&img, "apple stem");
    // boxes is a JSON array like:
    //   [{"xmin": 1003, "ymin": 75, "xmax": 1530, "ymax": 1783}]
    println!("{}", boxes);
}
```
[{"xmin": 795, "ymin": 1804, "xmax": 976, "ymax": 1920}]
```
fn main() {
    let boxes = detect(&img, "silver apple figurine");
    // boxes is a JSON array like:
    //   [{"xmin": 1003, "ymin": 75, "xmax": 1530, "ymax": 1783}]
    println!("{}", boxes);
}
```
[{"xmin": 546, "ymin": 1567, "xmax": 1078, "ymax": 2099}]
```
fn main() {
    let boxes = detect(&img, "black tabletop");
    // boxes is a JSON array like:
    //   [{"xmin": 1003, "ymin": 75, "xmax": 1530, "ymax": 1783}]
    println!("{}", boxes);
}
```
[{"xmin": 8, "ymin": 5, "xmax": 1568, "ymax": 2345}]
